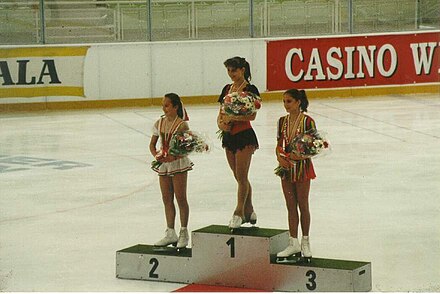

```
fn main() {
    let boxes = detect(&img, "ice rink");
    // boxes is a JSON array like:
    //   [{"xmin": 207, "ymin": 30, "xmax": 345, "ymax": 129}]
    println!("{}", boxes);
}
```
[{"xmin": 1, "ymin": 93, "xmax": 439, "ymax": 292}]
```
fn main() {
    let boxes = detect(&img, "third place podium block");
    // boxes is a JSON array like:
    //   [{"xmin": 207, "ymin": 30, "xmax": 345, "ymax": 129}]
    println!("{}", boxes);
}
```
[{"xmin": 116, "ymin": 224, "xmax": 372, "ymax": 291}]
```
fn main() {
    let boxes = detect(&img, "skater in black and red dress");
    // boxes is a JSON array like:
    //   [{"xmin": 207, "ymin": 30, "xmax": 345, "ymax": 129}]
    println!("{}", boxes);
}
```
[
  {"xmin": 149, "ymin": 93, "xmax": 192, "ymax": 249},
  {"xmin": 275, "ymin": 89, "xmax": 316, "ymax": 262},
  {"xmin": 217, "ymin": 56, "xmax": 260, "ymax": 229}
]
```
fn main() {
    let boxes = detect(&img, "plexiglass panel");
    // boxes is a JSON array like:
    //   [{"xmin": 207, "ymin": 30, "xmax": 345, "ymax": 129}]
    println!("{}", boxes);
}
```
[
  {"xmin": 0, "ymin": 0, "xmax": 438, "ymax": 45},
  {"xmin": 0, "ymin": 2, "xmax": 41, "ymax": 45},
  {"xmin": 43, "ymin": 0, "xmax": 117, "ymax": 44}
]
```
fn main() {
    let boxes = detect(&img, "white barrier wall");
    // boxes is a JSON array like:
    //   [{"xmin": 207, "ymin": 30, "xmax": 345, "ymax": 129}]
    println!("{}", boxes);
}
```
[
  {"xmin": 0, "ymin": 39, "xmax": 267, "ymax": 104},
  {"xmin": 1, "ymin": 31, "xmax": 439, "ymax": 108}
]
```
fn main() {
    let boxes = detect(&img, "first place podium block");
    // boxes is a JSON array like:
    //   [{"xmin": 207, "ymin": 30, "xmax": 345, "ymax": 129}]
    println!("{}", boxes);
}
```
[
  {"xmin": 116, "ymin": 225, "xmax": 372, "ymax": 291},
  {"xmin": 191, "ymin": 225, "xmax": 289, "ymax": 290}
]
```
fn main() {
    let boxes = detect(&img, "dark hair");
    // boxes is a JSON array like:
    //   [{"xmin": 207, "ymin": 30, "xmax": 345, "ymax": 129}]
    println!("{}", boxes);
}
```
[
  {"xmin": 164, "ymin": 93, "xmax": 184, "ymax": 119},
  {"xmin": 224, "ymin": 56, "xmax": 252, "ymax": 82},
  {"xmin": 284, "ymin": 89, "xmax": 309, "ymax": 112}
]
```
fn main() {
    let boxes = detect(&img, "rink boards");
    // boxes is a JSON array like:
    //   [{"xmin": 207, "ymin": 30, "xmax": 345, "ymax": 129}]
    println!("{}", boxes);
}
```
[{"xmin": 116, "ymin": 225, "xmax": 371, "ymax": 291}]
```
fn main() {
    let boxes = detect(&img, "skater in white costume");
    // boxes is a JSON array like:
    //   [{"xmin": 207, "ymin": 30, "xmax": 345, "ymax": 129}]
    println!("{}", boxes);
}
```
[
  {"xmin": 149, "ymin": 93, "xmax": 193, "ymax": 249},
  {"xmin": 275, "ymin": 89, "xmax": 317, "ymax": 262},
  {"xmin": 217, "ymin": 57, "xmax": 260, "ymax": 230}
]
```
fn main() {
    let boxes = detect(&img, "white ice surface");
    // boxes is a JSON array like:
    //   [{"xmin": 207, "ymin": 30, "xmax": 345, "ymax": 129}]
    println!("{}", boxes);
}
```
[{"xmin": 0, "ymin": 94, "xmax": 439, "ymax": 291}]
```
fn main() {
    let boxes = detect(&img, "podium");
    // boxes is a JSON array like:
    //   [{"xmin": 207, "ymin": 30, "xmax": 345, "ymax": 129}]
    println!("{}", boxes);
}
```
[{"xmin": 116, "ymin": 225, "xmax": 372, "ymax": 291}]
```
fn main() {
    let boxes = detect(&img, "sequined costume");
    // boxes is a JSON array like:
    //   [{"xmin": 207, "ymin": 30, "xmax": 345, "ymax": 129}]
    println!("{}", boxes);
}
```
[{"xmin": 276, "ymin": 113, "xmax": 316, "ymax": 182}]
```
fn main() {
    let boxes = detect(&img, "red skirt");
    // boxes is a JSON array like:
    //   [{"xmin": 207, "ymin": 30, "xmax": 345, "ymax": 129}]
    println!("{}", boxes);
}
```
[{"xmin": 278, "ymin": 158, "xmax": 316, "ymax": 183}]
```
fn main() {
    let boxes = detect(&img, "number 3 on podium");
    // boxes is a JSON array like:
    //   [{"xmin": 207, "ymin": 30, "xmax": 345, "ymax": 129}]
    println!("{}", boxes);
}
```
[{"xmin": 306, "ymin": 270, "xmax": 317, "ymax": 290}]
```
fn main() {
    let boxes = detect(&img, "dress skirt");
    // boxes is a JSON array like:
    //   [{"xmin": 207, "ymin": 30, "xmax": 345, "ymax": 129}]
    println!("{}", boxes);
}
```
[
  {"xmin": 222, "ymin": 128, "xmax": 259, "ymax": 153},
  {"xmin": 151, "ymin": 157, "xmax": 193, "ymax": 176},
  {"xmin": 277, "ymin": 158, "xmax": 316, "ymax": 182}
]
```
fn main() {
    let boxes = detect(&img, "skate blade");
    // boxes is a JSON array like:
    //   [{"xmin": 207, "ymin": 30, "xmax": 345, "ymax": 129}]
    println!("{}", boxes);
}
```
[
  {"xmin": 176, "ymin": 247, "xmax": 188, "ymax": 253},
  {"xmin": 243, "ymin": 219, "xmax": 257, "ymax": 225},
  {"xmin": 276, "ymin": 253, "xmax": 302, "ymax": 264},
  {"xmin": 230, "ymin": 224, "xmax": 259, "ymax": 233},
  {"xmin": 153, "ymin": 242, "xmax": 177, "ymax": 251},
  {"xmin": 276, "ymin": 257, "xmax": 301, "ymax": 264},
  {"xmin": 152, "ymin": 246, "xmax": 172, "ymax": 252}
]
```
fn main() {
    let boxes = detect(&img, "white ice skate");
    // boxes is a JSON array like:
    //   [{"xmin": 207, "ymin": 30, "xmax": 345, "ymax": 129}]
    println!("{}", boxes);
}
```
[
  {"xmin": 176, "ymin": 227, "xmax": 189, "ymax": 250},
  {"xmin": 228, "ymin": 215, "xmax": 243, "ymax": 231},
  {"xmin": 301, "ymin": 236, "xmax": 312, "ymax": 263},
  {"xmin": 154, "ymin": 228, "xmax": 178, "ymax": 247},
  {"xmin": 249, "ymin": 211, "xmax": 257, "ymax": 225},
  {"xmin": 276, "ymin": 237, "xmax": 301, "ymax": 263},
  {"xmin": 244, "ymin": 211, "xmax": 257, "ymax": 225}
]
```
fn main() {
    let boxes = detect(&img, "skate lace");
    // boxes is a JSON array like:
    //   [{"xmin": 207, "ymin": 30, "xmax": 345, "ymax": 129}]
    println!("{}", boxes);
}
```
[
  {"xmin": 166, "ymin": 229, "xmax": 176, "ymax": 238},
  {"xmin": 302, "ymin": 241, "xmax": 310, "ymax": 251},
  {"xmin": 233, "ymin": 215, "xmax": 242, "ymax": 224},
  {"xmin": 179, "ymin": 230, "xmax": 188, "ymax": 239}
]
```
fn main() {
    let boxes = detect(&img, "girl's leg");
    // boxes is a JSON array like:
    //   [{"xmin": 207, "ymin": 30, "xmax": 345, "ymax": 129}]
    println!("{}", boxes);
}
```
[
  {"xmin": 241, "ymin": 147, "xmax": 255, "ymax": 219},
  {"xmin": 226, "ymin": 147, "xmax": 254, "ymax": 219},
  {"xmin": 295, "ymin": 180, "xmax": 311, "ymax": 236},
  {"xmin": 171, "ymin": 172, "xmax": 189, "ymax": 228},
  {"xmin": 159, "ymin": 175, "xmax": 176, "ymax": 228},
  {"xmin": 281, "ymin": 179, "xmax": 299, "ymax": 238},
  {"xmin": 225, "ymin": 150, "xmax": 239, "ymax": 215},
  {"xmin": 232, "ymin": 146, "xmax": 253, "ymax": 218},
  {"xmin": 225, "ymin": 149, "xmax": 236, "ymax": 176},
  {"xmin": 244, "ymin": 183, "xmax": 254, "ymax": 219}
]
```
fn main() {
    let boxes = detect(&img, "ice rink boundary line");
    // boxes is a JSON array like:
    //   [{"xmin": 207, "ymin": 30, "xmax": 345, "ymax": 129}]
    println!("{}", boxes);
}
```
[
  {"xmin": 315, "ymin": 102, "xmax": 440, "ymax": 140},
  {"xmin": 0, "ymin": 184, "xmax": 150, "ymax": 224},
  {"xmin": 1, "ymin": 83, "xmax": 439, "ymax": 112},
  {"xmin": 100, "ymin": 113, "xmax": 150, "ymax": 138}
]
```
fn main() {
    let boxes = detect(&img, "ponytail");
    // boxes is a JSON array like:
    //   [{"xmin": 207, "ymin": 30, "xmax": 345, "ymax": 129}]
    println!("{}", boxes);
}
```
[
  {"xmin": 243, "ymin": 59, "xmax": 251, "ymax": 82},
  {"xmin": 164, "ymin": 93, "xmax": 189, "ymax": 120},
  {"xmin": 284, "ymin": 89, "xmax": 309, "ymax": 112},
  {"xmin": 224, "ymin": 56, "xmax": 252, "ymax": 82}
]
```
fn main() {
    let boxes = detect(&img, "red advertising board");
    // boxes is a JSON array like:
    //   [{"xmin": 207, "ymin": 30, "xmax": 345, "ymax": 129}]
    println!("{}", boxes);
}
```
[{"xmin": 267, "ymin": 32, "xmax": 440, "ymax": 91}]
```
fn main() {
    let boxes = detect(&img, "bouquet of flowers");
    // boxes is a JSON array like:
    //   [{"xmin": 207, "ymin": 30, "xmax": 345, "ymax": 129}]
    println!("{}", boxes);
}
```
[
  {"xmin": 217, "ymin": 91, "xmax": 262, "ymax": 140},
  {"xmin": 169, "ymin": 131, "xmax": 210, "ymax": 155},
  {"xmin": 289, "ymin": 130, "xmax": 330, "ymax": 158},
  {"xmin": 222, "ymin": 91, "xmax": 262, "ymax": 116},
  {"xmin": 274, "ymin": 130, "xmax": 330, "ymax": 177},
  {"xmin": 151, "ymin": 130, "xmax": 210, "ymax": 169}
]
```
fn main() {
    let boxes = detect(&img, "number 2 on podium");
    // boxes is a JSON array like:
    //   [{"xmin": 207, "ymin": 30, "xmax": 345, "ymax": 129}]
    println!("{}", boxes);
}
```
[{"xmin": 149, "ymin": 258, "xmax": 159, "ymax": 278}]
